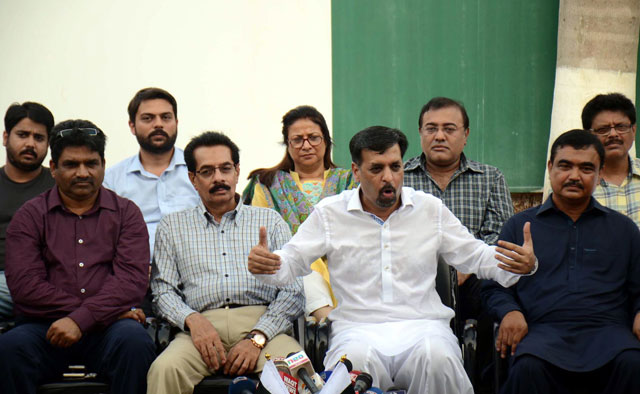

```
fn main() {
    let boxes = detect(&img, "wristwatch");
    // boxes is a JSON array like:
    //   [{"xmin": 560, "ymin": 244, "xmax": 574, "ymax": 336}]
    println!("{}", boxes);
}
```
[{"xmin": 245, "ymin": 332, "xmax": 267, "ymax": 349}]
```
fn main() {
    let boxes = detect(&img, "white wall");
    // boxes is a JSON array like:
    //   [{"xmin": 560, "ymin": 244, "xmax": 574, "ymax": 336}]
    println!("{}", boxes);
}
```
[{"xmin": 0, "ymin": 0, "xmax": 332, "ymax": 190}]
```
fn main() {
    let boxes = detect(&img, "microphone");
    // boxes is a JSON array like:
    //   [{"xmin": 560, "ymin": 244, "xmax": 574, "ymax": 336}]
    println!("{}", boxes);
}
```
[
  {"xmin": 285, "ymin": 351, "xmax": 321, "ymax": 393},
  {"xmin": 320, "ymin": 356, "xmax": 354, "ymax": 381},
  {"xmin": 228, "ymin": 376, "xmax": 257, "ymax": 394},
  {"xmin": 268, "ymin": 357, "xmax": 298, "ymax": 394},
  {"xmin": 353, "ymin": 372, "xmax": 373, "ymax": 394}
]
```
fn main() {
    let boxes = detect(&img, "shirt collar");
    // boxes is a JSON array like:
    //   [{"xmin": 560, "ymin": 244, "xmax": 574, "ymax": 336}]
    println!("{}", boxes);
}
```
[
  {"xmin": 126, "ymin": 148, "xmax": 186, "ymax": 174},
  {"xmin": 630, "ymin": 156, "xmax": 640, "ymax": 177},
  {"xmin": 196, "ymin": 194, "xmax": 244, "ymax": 228},
  {"xmin": 537, "ymin": 195, "xmax": 607, "ymax": 216},
  {"xmin": 404, "ymin": 152, "xmax": 484, "ymax": 174},
  {"xmin": 47, "ymin": 186, "xmax": 117, "ymax": 214}
]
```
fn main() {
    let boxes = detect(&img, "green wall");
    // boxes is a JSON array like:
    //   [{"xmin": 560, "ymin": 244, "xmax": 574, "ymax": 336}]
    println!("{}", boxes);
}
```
[{"xmin": 331, "ymin": 1, "xmax": 560, "ymax": 192}]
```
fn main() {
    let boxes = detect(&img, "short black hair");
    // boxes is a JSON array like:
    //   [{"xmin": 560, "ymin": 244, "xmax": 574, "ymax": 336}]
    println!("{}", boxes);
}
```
[
  {"xmin": 4, "ymin": 101, "xmax": 55, "ymax": 137},
  {"xmin": 549, "ymin": 129, "xmax": 605, "ymax": 169},
  {"xmin": 128, "ymin": 87, "xmax": 177, "ymax": 123},
  {"xmin": 349, "ymin": 126, "xmax": 408, "ymax": 165},
  {"xmin": 49, "ymin": 119, "xmax": 107, "ymax": 165},
  {"xmin": 581, "ymin": 93, "xmax": 636, "ymax": 129},
  {"xmin": 184, "ymin": 131, "xmax": 240, "ymax": 172},
  {"xmin": 418, "ymin": 97, "xmax": 470, "ymax": 129}
]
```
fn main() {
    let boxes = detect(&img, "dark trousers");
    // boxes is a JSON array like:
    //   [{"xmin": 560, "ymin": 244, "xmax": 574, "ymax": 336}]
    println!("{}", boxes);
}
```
[
  {"xmin": 0, "ymin": 318, "xmax": 156, "ymax": 394},
  {"xmin": 501, "ymin": 350, "xmax": 640, "ymax": 394}
]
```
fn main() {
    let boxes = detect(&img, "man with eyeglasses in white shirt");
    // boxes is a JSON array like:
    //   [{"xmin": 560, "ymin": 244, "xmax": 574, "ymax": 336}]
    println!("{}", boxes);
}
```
[{"xmin": 583, "ymin": 93, "xmax": 640, "ymax": 227}]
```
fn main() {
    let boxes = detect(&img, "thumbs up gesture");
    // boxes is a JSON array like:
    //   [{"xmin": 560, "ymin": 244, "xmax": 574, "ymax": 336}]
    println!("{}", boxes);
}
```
[
  {"xmin": 248, "ymin": 226, "xmax": 282, "ymax": 275},
  {"xmin": 495, "ymin": 222, "xmax": 537, "ymax": 275}
]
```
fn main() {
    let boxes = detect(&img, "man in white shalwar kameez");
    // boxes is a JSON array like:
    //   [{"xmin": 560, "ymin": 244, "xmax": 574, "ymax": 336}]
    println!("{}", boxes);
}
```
[{"xmin": 248, "ymin": 126, "xmax": 537, "ymax": 393}]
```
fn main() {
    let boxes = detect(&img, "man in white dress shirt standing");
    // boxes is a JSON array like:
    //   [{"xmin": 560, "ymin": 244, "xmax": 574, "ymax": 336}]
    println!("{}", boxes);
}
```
[{"xmin": 248, "ymin": 126, "xmax": 537, "ymax": 393}]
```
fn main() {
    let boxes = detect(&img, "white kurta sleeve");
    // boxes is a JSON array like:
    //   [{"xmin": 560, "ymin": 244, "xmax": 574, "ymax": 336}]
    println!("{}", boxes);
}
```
[{"xmin": 437, "ymin": 202, "xmax": 520, "ymax": 287}]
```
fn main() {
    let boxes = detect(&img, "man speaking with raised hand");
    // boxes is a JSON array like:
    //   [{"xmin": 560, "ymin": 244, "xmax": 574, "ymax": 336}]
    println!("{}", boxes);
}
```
[{"xmin": 249, "ymin": 126, "xmax": 537, "ymax": 394}]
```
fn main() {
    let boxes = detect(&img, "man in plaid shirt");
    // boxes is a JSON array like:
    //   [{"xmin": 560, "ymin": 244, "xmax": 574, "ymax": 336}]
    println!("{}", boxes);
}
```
[{"xmin": 404, "ymin": 96, "xmax": 514, "ymax": 389}]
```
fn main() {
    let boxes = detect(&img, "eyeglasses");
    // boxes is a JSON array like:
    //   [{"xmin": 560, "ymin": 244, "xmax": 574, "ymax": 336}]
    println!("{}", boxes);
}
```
[
  {"xmin": 195, "ymin": 164, "xmax": 236, "ymax": 179},
  {"xmin": 56, "ymin": 128, "xmax": 99, "ymax": 138},
  {"xmin": 288, "ymin": 135, "xmax": 323, "ymax": 149},
  {"xmin": 589, "ymin": 124, "xmax": 634, "ymax": 136},
  {"xmin": 420, "ymin": 125, "xmax": 462, "ymax": 135}
]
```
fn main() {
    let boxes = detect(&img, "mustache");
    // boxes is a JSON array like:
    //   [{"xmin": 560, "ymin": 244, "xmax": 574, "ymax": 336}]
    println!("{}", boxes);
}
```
[
  {"xmin": 20, "ymin": 148, "xmax": 37, "ymax": 157},
  {"xmin": 380, "ymin": 183, "xmax": 396, "ymax": 194},
  {"xmin": 562, "ymin": 180, "xmax": 583, "ymax": 189},
  {"xmin": 605, "ymin": 138, "xmax": 623, "ymax": 146},
  {"xmin": 149, "ymin": 129, "xmax": 169, "ymax": 138},
  {"xmin": 72, "ymin": 177, "xmax": 94, "ymax": 185},
  {"xmin": 209, "ymin": 183, "xmax": 231, "ymax": 193}
]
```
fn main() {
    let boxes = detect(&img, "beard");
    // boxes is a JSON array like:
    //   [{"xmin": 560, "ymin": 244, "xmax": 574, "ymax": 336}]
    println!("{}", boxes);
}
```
[
  {"xmin": 6, "ymin": 145, "xmax": 44, "ymax": 172},
  {"xmin": 136, "ymin": 128, "xmax": 177, "ymax": 154},
  {"xmin": 376, "ymin": 183, "xmax": 398, "ymax": 208}
]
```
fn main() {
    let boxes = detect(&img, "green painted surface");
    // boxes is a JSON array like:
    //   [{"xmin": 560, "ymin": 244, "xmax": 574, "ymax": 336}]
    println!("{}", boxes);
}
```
[{"xmin": 332, "ymin": 0, "xmax": 559, "ymax": 192}]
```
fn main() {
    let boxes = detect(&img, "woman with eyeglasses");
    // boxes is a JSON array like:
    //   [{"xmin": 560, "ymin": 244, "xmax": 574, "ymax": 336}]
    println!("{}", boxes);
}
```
[{"xmin": 243, "ymin": 105, "xmax": 356, "ymax": 322}]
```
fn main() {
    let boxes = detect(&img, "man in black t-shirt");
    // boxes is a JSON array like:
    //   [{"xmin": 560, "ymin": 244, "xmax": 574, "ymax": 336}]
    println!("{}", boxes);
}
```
[{"xmin": 0, "ymin": 102, "xmax": 54, "ymax": 320}]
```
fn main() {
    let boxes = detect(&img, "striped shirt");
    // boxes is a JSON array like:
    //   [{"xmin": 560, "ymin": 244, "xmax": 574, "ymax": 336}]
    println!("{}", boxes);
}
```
[
  {"xmin": 151, "ymin": 198, "xmax": 304, "ymax": 339},
  {"xmin": 404, "ymin": 153, "xmax": 514, "ymax": 244},
  {"xmin": 593, "ymin": 156, "xmax": 640, "ymax": 228}
]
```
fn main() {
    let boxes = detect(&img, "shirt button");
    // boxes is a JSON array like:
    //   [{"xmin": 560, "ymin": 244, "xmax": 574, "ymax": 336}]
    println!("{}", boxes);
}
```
[
  {"xmin": 221, "ymin": 230, "xmax": 225, "ymax": 234},
  {"xmin": 79, "ymin": 262, "xmax": 84, "ymax": 268},
  {"xmin": 384, "ymin": 266, "xmax": 390, "ymax": 271},
  {"xmin": 226, "ymin": 298, "xmax": 231, "ymax": 302},
  {"xmin": 78, "ymin": 239, "xmax": 84, "ymax": 244},
  {"xmin": 80, "ymin": 288, "xmax": 86, "ymax": 294},
  {"xmin": 222, "ymin": 252, "xmax": 226, "ymax": 256},
  {"xmin": 384, "ymin": 244, "xmax": 389, "ymax": 249},
  {"xmin": 225, "ymin": 274, "xmax": 229, "ymax": 277}
]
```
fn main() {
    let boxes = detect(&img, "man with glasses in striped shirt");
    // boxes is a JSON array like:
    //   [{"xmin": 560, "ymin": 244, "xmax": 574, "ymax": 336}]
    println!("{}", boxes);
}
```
[
  {"xmin": 147, "ymin": 131, "xmax": 303, "ymax": 394},
  {"xmin": 583, "ymin": 93, "xmax": 640, "ymax": 227}
]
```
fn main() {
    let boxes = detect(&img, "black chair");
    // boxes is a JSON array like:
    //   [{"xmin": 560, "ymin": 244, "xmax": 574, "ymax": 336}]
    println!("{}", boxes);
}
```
[{"xmin": 304, "ymin": 258, "xmax": 478, "ymax": 382}]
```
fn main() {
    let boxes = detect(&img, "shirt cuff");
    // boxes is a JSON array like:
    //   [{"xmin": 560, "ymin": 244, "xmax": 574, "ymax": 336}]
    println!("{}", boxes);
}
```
[
  {"xmin": 253, "ymin": 321, "xmax": 279, "ymax": 341},
  {"xmin": 68, "ymin": 307, "xmax": 97, "ymax": 333}
]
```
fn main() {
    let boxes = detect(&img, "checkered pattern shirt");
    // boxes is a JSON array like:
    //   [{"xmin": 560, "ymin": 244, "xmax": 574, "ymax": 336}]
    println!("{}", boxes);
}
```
[
  {"xmin": 151, "ymin": 198, "xmax": 304, "ymax": 339},
  {"xmin": 593, "ymin": 156, "xmax": 640, "ymax": 228},
  {"xmin": 404, "ymin": 153, "xmax": 514, "ymax": 244}
]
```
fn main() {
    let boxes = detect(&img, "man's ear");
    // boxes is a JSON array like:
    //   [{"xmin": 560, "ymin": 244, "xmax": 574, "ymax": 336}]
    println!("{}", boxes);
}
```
[
  {"xmin": 2, "ymin": 130, "xmax": 7, "ymax": 147},
  {"xmin": 351, "ymin": 162, "xmax": 361, "ymax": 183},
  {"xmin": 128, "ymin": 121, "xmax": 136, "ymax": 136},
  {"xmin": 188, "ymin": 171, "xmax": 197, "ymax": 188}
]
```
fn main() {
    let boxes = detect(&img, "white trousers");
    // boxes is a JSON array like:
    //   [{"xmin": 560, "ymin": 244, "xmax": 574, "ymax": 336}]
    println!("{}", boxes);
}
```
[{"xmin": 324, "ymin": 319, "xmax": 473, "ymax": 394}]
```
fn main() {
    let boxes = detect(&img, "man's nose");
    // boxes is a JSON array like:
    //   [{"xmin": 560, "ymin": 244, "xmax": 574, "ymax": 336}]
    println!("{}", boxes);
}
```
[
  {"xmin": 434, "ymin": 128, "xmax": 447, "ymax": 140},
  {"xmin": 381, "ymin": 166, "xmax": 393, "ymax": 182},
  {"xmin": 25, "ymin": 134, "xmax": 36, "ymax": 148},
  {"xmin": 152, "ymin": 116, "xmax": 164, "ymax": 129},
  {"xmin": 568, "ymin": 167, "xmax": 581, "ymax": 179},
  {"xmin": 76, "ymin": 164, "xmax": 90, "ymax": 177}
]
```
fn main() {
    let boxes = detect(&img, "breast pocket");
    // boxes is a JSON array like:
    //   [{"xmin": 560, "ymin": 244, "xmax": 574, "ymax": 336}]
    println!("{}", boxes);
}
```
[{"xmin": 581, "ymin": 248, "xmax": 624, "ymax": 286}]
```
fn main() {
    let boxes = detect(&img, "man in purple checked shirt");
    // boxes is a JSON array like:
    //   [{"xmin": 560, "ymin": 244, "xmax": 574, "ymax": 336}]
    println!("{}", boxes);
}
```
[{"xmin": 0, "ymin": 119, "xmax": 155, "ymax": 394}]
